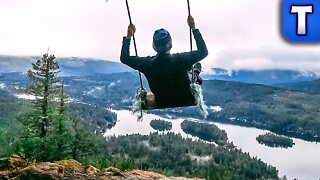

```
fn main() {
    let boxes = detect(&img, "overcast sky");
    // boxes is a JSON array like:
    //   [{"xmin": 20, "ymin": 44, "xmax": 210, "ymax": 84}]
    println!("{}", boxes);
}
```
[{"xmin": 1, "ymin": 0, "xmax": 320, "ymax": 73}]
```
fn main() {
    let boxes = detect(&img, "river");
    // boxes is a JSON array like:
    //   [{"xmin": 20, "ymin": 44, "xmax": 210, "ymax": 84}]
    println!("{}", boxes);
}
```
[{"xmin": 104, "ymin": 110, "xmax": 320, "ymax": 180}]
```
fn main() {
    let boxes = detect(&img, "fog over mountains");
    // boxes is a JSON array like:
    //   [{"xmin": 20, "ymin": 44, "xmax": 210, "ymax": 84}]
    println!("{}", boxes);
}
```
[
  {"xmin": 203, "ymin": 68, "xmax": 319, "ymax": 85},
  {"xmin": 0, "ymin": 55, "xmax": 132, "ymax": 76},
  {"xmin": 1, "ymin": 55, "xmax": 319, "ymax": 85}
]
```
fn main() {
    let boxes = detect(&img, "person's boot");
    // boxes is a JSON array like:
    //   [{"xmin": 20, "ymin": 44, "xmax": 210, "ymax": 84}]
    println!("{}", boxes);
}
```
[{"xmin": 193, "ymin": 63, "xmax": 202, "ymax": 85}]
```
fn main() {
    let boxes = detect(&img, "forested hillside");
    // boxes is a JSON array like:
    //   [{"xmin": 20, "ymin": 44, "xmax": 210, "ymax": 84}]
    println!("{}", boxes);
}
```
[
  {"xmin": 2, "ymin": 70, "xmax": 320, "ymax": 142},
  {"xmin": 277, "ymin": 79, "xmax": 320, "ymax": 94},
  {"xmin": 0, "ymin": 55, "xmax": 280, "ymax": 180},
  {"xmin": 201, "ymin": 80, "xmax": 320, "ymax": 141},
  {"xmin": 0, "ymin": 54, "xmax": 118, "ymax": 163},
  {"xmin": 0, "ymin": 89, "xmax": 280, "ymax": 179},
  {"xmin": 105, "ymin": 133, "xmax": 278, "ymax": 179},
  {"xmin": 0, "ymin": 90, "xmax": 23, "ymax": 156}
]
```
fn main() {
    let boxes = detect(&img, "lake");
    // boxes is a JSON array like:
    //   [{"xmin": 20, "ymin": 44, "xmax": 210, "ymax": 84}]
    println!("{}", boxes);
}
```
[{"xmin": 104, "ymin": 110, "xmax": 320, "ymax": 180}]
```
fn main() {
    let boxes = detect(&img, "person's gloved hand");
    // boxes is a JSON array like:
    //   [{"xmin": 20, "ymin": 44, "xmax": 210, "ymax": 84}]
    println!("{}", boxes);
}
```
[
  {"xmin": 187, "ymin": 15, "xmax": 196, "ymax": 30},
  {"xmin": 127, "ymin": 24, "xmax": 136, "ymax": 38}
]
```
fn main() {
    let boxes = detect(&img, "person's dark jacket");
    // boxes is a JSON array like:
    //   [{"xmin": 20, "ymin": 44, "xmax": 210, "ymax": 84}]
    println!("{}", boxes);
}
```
[{"xmin": 120, "ymin": 29, "xmax": 208, "ymax": 106}]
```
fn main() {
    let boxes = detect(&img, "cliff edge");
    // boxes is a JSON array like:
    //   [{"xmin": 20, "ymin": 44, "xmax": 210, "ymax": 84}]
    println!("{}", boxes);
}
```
[{"xmin": 0, "ymin": 155, "xmax": 204, "ymax": 180}]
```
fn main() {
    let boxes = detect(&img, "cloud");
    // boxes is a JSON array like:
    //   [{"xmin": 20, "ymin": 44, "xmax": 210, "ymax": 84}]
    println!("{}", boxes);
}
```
[
  {"xmin": 212, "ymin": 47, "xmax": 320, "ymax": 73},
  {"xmin": 0, "ymin": 0, "xmax": 280, "ymax": 59},
  {"xmin": 0, "ymin": 0, "xmax": 320, "ymax": 73}
]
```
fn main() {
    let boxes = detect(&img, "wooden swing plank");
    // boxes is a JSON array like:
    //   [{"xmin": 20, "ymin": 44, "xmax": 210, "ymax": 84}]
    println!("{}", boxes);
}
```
[{"xmin": 142, "ymin": 93, "xmax": 197, "ymax": 110}]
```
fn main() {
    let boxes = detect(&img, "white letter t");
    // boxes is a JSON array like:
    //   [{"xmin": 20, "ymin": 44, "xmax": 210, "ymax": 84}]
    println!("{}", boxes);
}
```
[{"xmin": 290, "ymin": 5, "xmax": 313, "ymax": 35}]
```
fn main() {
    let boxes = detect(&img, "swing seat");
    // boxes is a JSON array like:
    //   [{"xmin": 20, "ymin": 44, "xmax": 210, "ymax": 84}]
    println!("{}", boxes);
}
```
[{"xmin": 142, "ymin": 93, "xmax": 197, "ymax": 110}]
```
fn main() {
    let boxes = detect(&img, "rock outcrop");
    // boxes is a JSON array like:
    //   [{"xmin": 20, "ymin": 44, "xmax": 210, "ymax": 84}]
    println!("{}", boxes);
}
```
[{"xmin": 0, "ymin": 155, "xmax": 204, "ymax": 180}]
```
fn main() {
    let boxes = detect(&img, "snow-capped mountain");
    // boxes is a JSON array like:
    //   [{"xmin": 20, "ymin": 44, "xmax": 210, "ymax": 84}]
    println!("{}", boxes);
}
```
[
  {"xmin": 203, "ymin": 68, "xmax": 319, "ymax": 85},
  {"xmin": 0, "ymin": 55, "xmax": 133, "ymax": 76}
]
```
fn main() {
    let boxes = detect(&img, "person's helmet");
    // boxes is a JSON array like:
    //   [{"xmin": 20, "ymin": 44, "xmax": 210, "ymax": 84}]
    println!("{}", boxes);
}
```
[{"xmin": 153, "ymin": 28, "xmax": 172, "ymax": 54}]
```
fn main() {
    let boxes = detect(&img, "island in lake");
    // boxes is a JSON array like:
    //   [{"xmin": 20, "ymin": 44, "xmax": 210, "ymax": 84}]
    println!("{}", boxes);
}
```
[
  {"xmin": 181, "ymin": 120, "xmax": 228, "ymax": 146},
  {"xmin": 256, "ymin": 132, "xmax": 295, "ymax": 148},
  {"xmin": 150, "ymin": 119, "xmax": 172, "ymax": 131}
]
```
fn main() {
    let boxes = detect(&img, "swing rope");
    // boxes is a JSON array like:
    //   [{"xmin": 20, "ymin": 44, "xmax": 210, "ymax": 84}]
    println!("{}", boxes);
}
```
[
  {"xmin": 125, "ymin": 0, "xmax": 144, "ymax": 89},
  {"xmin": 187, "ymin": 0, "xmax": 208, "ymax": 117},
  {"xmin": 187, "ymin": 0, "xmax": 195, "ymax": 84},
  {"xmin": 187, "ymin": 0, "xmax": 193, "ymax": 52},
  {"xmin": 125, "ymin": 0, "xmax": 145, "ymax": 120}
]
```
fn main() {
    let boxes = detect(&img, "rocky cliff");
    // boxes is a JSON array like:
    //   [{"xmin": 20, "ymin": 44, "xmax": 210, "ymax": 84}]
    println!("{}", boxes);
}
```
[{"xmin": 0, "ymin": 155, "xmax": 204, "ymax": 180}]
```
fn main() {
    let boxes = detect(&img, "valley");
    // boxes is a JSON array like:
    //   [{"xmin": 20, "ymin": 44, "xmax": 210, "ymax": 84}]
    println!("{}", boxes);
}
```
[
  {"xmin": 1, "ymin": 64, "xmax": 320, "ymax": 142},
  {"xmin": 1, "ymin": 57, "xmax": 320, "ymax": 179}
]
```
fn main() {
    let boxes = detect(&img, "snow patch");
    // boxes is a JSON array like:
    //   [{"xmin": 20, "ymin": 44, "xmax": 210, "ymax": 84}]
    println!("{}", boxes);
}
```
[
  {"xmin": 63, "ymin": 60, "xmax": 85, "ymax": 68},
  {"xmin": 68, "ymin": 97, "xmax": 74, "ymax": 103},
  {"xmin": 188, "ymin": 154, "xmax": 212, "ymax": 164},
  {"xmin": 121, "ymin": 98, "xmax": 131, "ymax": 103},
  {"xmin": 0, "ymin": 83, "xmax": 6, "ymax": 89},
  {"xmin": 140, "ymin": 141, "xmax": 160, "ymax": 151},
  {"xmin": 209, "ymin": 106, "xmax": 222, "ymax": 112},
  {"xmin": 85, "ymin": 86, "xmax": 104, "ymax": 95},
  {"xmin": 298, "ymin": 70, "xmax": 318, "ymax": 78},
  {"xmin": 14, "ymin": 93, "xmax": 36, "ymax": 100},
  {"xmin": 165, "ymin": 114, "xmax": 173, "ymax": 119},
  {"xmin": 108, "ymin": 82, "xmax": 116, "ymax": 88}
]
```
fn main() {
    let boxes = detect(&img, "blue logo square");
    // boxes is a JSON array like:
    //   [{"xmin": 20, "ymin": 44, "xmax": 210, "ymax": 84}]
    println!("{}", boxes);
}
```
[{"xmin": 282, "ymin": 0, "xmax": 320, "ymax": 42}]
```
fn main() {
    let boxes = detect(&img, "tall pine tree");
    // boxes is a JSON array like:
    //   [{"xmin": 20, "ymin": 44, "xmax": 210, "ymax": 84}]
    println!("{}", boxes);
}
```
[
  {"xmin": 51, "ymin": 81, "xmax": 73, "ymax": 160},
  {"xmin": 27, "ymin": 53, "xmax": 60, "ymax": 138},
  {"xmin": 17, "ymin": 52, "xmax": 63, "ymax": 161},
  {"xmin": 17, "ymin": 52, "xmax": 107, "ymax": 163}
]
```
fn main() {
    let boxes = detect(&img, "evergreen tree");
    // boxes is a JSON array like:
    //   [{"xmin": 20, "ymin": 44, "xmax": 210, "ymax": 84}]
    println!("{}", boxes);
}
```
[
  {"xmin": 71, "ymin": 118, "xmax": 98, "ymax": 161},
  {"xmin": 15, "ymin": 52, "xmax": 111, "ymax": 164},
  {"xmin": 17, "ymin": 52, "xmax": 61, "ymax": 161},
  {"xmin": 57, "ymin": 82, "xmax": 69, "ymax": 159},
  {"xmin": 27, "ymin": 53, "xmax": 59, "ymax": 138},
  {"xmin": 50, "ymin": 82, "xmax": 73, "ymax": 160}
]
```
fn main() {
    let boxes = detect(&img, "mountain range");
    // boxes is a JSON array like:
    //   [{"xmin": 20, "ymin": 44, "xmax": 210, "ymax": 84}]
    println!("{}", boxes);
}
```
[
  {"xmin": 203, "ymin": 68, "xmax": 319, "ymax": 85},
  {"xmin": 1, "ymin": 55, "xmax": 319, "ymax": 85},
  {"xmin": 0, "ymin": 55, "xmax": 132, "ymax": 76}
]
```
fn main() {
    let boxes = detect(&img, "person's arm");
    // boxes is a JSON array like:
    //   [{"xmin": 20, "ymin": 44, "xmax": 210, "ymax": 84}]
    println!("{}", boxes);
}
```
[
  {"xmin": 120, "ymin": 24, "xmax": 149, "ymax": 72},
  {"xmin": 174, "ymin": 16, "xmax": 208, "ymax": 68}
]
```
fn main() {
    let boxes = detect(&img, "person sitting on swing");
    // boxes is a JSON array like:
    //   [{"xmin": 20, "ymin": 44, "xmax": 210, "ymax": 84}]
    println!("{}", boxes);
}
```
[{"xmin": 120, "ymin": 15, "xmax": 208, "ymax": 107}]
